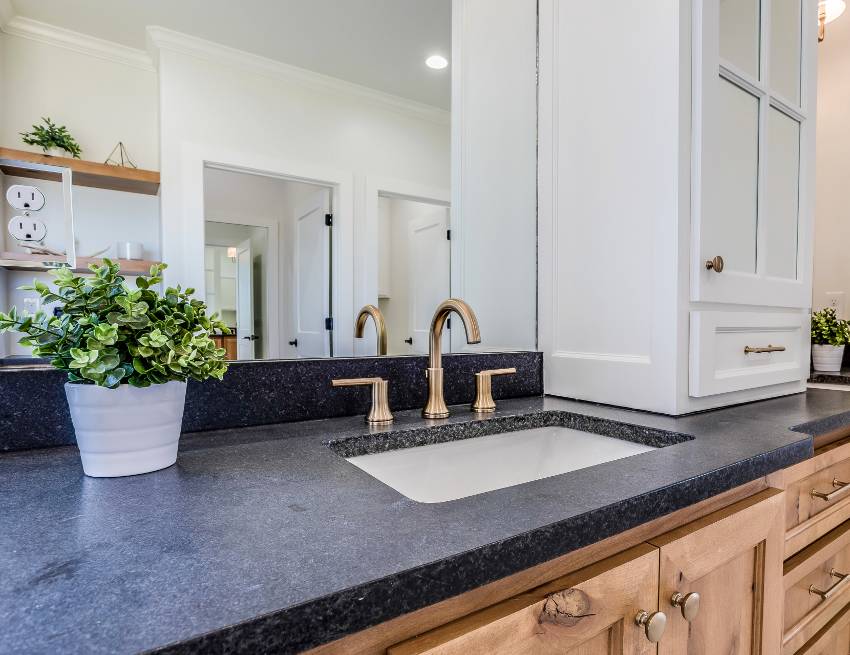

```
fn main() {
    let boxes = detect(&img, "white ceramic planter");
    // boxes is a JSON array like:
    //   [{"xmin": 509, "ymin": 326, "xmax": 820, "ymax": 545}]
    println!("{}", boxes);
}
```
[
  {"xmin": 64, "ymin": 381, "xmax": 187, "ymax": 477},
  {"xmin": 43, "ymin": 147, "xmax": 65, "ymax": 157},
  {"xmin": 812, "ymin": 344, "xmax": 845, "ymax": 373}
]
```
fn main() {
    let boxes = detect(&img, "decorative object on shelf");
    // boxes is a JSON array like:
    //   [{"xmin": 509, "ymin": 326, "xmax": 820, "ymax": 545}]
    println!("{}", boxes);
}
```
[
  {"xmin": 116, "ymin": 241, "xmax": 143, "ymax": 260},
  {"xmin": 19, "ymin": 117, "xmax": 82, "ymax": 159},
  {"xmin": 819, "ymin": 0, "xmax": 846, "ymax": 42},
  {"xmin": 104, "ymin": 141, "xmax": 137, "ymax": 168},
  {"xmin": 0, "ymin": 260, "xmax": 230, "ymax": 477},
  {"xmin": 811, "ymin": 307, "xmax": 849, "ymax": 372}
]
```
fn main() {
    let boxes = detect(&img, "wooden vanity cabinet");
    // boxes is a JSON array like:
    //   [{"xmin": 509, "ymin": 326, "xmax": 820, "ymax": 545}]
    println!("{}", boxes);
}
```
[
  {"xmin": 389, "ymin": 489, "xmax": 784, "ymax": 655},
  {"xmin": 387, "ymin": 544, "xmax": 661, "ymax": 655}
]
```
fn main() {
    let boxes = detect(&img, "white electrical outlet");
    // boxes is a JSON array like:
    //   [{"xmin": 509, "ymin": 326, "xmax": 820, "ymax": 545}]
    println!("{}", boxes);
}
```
[
  {"xmin": 826, "ymin": 291, "xmax": 846, "ymax": 318},
  {"xmin": 5, "ymin": 185, "xmax": 45, "ymax": 211},
  {"xmin": 7, "ymin": 216, "xmax": 47, "ymax": 242}
]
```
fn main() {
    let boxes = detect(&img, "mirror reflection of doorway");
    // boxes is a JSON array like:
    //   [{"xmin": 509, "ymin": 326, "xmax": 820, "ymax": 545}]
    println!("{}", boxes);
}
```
[{"xmin": 377, "ymin": 195, "xmax": 451, "ymax": 356}]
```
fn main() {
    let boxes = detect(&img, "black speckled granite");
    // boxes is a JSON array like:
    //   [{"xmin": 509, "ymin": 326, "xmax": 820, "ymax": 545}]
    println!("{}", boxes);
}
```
[
  {"xmin": 328, "ymin": 409, "xmax": 692, "ymax": 458},
  {"xmin": 809, "ymin": 368, "xmax": 850, "ymax": 385},
  {"xmin": 5, "ymin": 390, "xmax": 849, "ymax": 655},
  {"xmin": 0, "ymin": 351, "xmax": 542, "ymax": 452}
]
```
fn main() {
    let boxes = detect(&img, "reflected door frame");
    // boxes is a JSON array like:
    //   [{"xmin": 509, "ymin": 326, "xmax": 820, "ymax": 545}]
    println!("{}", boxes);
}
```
[
  {"xmin": 176, "ymin": 143, "xmax": 355, "ymax": 358},
  {"xmin": 361, "ymin": 176, "xmax": 450, "ymax": 357},
  {"xmin": 205, "ymin": 214, "xmax": 280, "ymax": 360}
]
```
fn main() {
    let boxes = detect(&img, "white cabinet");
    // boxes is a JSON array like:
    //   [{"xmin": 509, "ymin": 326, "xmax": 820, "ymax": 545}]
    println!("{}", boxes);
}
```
[{"xmin": 539, "ymin": 0, "xmax": 817, "ymax": 414}]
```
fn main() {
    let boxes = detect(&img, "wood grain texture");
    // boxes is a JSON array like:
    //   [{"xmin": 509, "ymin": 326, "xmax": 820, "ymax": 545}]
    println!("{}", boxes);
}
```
[
  {"xmin": 767, "ymin": 440, "xmax": 850, "ymax": 557},
  {"xmin": 649, "ymin": 488, "xmax": 784, "ymax": 655},
  {"xmin": 303, "ymin": 478, "xmax": 767, "ymax": 655},
  {"xmin": 0, "ymin": 146, "xmax": 160, "ymax": 195},
  {"xmin": 387, "ymin": 544, "xmax": 659, "ymax": 655},
  {"xmin": 783, "ymin": 521, "xmax": 850, "ymax": 654},
  {"xmin": 793, "ymin": 600, "xmax": 850, "ymax": 655}
]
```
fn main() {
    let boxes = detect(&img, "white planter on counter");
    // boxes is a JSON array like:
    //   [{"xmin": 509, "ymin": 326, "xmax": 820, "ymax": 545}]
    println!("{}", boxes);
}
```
[
  {"xmin": 65, "ymin": 381, "xmax": 187, "ymax": 477},
  {"xmin": 812, "ymin": 344, "xmax": 845, "ymax": 373}
]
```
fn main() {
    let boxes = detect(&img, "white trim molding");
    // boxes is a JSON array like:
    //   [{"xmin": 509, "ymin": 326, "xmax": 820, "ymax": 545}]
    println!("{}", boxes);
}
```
[
  {"xmin": 145, "ymin": 26, "xmax": 450, "ymax": 126},
  {"xmin": 0, "ymin": 15, "xmax": 155, "ymax": 71}
]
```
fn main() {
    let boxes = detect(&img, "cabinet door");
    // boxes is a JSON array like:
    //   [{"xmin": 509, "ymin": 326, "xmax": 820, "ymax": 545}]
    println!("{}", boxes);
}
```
[
  {"xmin": 649, "ymin": 489, "xmax": 784, "ymax": 655},
  {"xmin": 692, "ymin": 0, "xmax": 816, "ymax": 308},
  {"xmin": 388, "ymin": 544, "xmax": 662, "ymax": 655}
]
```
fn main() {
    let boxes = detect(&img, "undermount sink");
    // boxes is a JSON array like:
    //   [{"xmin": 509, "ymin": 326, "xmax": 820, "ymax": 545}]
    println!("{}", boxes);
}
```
[{"xmin": 333, "ymin": 413, "xmax": 691, "ymax": 503}]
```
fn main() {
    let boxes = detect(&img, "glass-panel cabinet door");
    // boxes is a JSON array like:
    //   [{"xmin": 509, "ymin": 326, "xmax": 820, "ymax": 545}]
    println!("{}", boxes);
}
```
[{"xmin": 693, "ymin": 0, "xmax": 814, "ymax": 308}]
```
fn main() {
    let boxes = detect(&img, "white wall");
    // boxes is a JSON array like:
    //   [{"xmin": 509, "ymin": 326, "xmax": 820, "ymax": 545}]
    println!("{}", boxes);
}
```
[
  {"xmin": 0, "ymin": 32, "xmax": 159, "ymax": 169},
  {"xmin": 812, "ymin": 14, "xmax": 850, "ymax": 317},
  {"xmin": 451, "ymin": 0, "xmax": 537, "ymax": 352}
]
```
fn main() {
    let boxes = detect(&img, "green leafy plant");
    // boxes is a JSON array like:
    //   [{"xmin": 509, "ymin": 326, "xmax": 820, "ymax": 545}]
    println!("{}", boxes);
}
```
[
  {"xmin": 0, "ymin": 260, "xmax": 229, "ymax": 388},
  {"xmin": 811, "ymin": 307, "xmax": 850, "ymax": 346},
  {"xmin": 20, "ymin": 117, "xmax": 82, "ymax": 159}
]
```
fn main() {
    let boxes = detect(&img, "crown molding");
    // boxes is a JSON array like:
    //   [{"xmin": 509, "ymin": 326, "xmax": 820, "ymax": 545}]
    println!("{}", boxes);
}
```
[
  {"xmin": 145, "ymin": 26, "xmax": 450, "ymax": 126},
  {"xmin": 0, "ymin": 15, "xmax": 154, "ymax": 71}
]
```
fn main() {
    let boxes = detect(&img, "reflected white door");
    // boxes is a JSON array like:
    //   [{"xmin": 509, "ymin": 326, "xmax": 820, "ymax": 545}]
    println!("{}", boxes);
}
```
[
  {"xmin": 408, "ymin": 207, "xmax": 450, "ymax": 354},
  {"xmin": 235, "ymin": 239, "xmax": 255, "ymax": 360},
  {"xmin": 294, "ymin": 189, "xmax": 331, "ymax": 357}
]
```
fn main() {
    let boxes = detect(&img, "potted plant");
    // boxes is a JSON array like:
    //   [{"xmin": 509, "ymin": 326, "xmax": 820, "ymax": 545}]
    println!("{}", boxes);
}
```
[
  {"xmin": 0, "ymin": 260, "xmax": 229, "ymax": 477},
  {"xmin": 811, "ymin": 307, "xmax": 849, "ymax": 373},
  {"xmin": 20, "ymin": 117, "xmax": 83, "ymax": 158}
]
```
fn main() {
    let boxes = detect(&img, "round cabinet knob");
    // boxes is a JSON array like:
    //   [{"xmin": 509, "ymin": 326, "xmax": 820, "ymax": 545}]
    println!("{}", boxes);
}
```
[
  {"xmin": 671, "ymin": 591, "xmax": 700, "ymax": 621},
  {"xmin": 705, "ymin": 255, "xmax": 724, "ymax": 272},
  {"xmin": 635, "ymin": 610, "xmax": 667, "ymax": 642}
]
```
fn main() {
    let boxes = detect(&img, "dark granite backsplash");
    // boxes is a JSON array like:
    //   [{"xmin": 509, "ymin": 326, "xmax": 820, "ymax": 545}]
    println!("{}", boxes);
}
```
[{"xmin": 0, "ymin": 351, "xmax": 542, "ymax": 452}]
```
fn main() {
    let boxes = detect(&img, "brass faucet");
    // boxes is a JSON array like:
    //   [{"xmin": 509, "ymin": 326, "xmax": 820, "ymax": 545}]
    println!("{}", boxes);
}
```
[
  {"xmin": 423, "ymin": 299, "xmax": 481, "ymax": 418},
  {"xmin": 355, "ymin": 304, "xmax": 387, "ymax": 356}
]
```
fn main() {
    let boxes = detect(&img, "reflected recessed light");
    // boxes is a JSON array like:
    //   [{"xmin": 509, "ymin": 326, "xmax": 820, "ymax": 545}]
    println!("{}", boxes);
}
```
[{"xmin": 425, "ymin": 55, "xmax": 448, "ymax": 70}]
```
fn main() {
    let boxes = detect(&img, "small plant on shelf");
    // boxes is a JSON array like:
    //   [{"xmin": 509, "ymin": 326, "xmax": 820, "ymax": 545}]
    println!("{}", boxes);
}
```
[
  {"xmin": 0, "ymin": 260, "xmax": 230, "ymax": 477},
  {"xmin": 20, "ymin": 117, "xmax": 83, "ymax": 159},
  {"xmin": 811, "ymin": 307, "xmax": 850, "ymax": 374}
]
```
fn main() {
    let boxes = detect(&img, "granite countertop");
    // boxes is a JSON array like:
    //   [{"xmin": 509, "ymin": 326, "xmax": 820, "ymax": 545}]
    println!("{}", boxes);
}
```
[{"xmin": 5, "ymin": 390, "xmax": 850, "ymax": 654}]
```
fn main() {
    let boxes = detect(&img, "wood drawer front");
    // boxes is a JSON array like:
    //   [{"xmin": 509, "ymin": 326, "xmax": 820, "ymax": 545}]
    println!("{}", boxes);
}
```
[
  {"xmin": 784, "ymin": 522, "xmax": 850, "ymax": 654},
  {"xmin": 689, "ymin": 311, "xmax": 807, "ymax": 397},
  {"xmin": 794, "ymin": 602, "xmax": 850, "ymax": 655},
  {"xmin": 387, "ymin": 544, "xmax": 660, "ymax": 655},
  {"xmin": 785, "ymin": 450, "xmax": 850, "ymax": 558}
]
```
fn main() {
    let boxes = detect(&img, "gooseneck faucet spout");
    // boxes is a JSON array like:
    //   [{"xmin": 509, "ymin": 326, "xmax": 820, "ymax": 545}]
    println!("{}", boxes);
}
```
[
  {"xmin": 355, "ymin": 304, "xmax": 388, "ymax": 356},
  {"xmin": 423, "ymin": 298, "xmax": 481, "ymax": 418}
]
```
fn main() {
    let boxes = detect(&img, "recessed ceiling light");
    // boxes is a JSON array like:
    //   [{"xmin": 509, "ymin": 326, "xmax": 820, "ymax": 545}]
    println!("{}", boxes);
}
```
[{"xmin": 425, "ymin": 55, "xmax": 448, "ymax": 70}]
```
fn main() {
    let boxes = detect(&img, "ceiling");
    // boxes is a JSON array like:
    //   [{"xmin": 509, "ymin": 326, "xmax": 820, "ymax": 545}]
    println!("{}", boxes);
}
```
[{"xmin": 8, "ymin": 0, "xmax": 452, "ymax": 109}]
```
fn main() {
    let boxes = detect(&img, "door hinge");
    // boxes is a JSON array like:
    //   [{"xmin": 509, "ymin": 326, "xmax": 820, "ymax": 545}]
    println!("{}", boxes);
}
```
[
  {"xmin": 325, "ymin": 213, "xmax": 333, "ymax": 227},
  {"xmin": 325, "ymin": 317, "xmax": 334, "ymax": 331},
  {"xmin": 446, "ymin": 229, "xmax": 451, "ymax": 240}
]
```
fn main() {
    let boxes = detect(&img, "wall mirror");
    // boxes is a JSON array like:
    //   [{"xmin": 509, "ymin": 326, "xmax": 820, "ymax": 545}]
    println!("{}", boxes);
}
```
[{"xmin": 0, "ymin": 0, "xmax": 537, "ymax": 363}]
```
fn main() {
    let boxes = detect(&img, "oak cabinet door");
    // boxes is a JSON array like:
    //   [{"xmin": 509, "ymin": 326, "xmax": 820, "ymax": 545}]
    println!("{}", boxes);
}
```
[
  {"xmin": 649, "ymin": 489, "xmax": 784, "ymax": 655},
  {"xmin": 388, "ymin": 544, "xmax": 662, "ymax": 655}
]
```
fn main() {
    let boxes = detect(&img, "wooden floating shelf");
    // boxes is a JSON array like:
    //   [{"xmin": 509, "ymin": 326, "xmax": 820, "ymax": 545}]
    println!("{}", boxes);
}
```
[
  {"xmin": 0, "ymin": 147, "xmax": 160, "ymax": 195},
  {"xmin": 0, "ymin": 251, "xmax": 160, "ymax": 275}
]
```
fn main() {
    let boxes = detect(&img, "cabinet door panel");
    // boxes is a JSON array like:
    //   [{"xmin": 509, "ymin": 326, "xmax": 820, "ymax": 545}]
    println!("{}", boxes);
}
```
[
  {"xmin": 650, "ymin": 489, "xmax": 784, "ymax": 655},
  {"xmin": 719, "ymin": 0, "xmax": 760, "ymax": 77},
  {"xmin": 770, "ymin": 0, "xmax": 802, "ymax": 104},
  {"xmin": 764, "ymin": 108, "xmax": 801, "ymax": 279},
  {"xmin": 388, "ymin": 545, "xmax": 660, "ymax": 655}
]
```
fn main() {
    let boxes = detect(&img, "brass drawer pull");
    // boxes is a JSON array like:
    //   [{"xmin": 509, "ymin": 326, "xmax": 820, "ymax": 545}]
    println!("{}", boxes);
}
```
[
  {"xmin": 635, "ymin": 610, "xmax": 667, "ymax": 642},
  {"xmin": 809, "ymin": 569, "xmax": 850, "ymax": 600},
  {"xmin": 743, "ymin": 344, "xmax": 786, "ymax": 354},
  {"xmin": 811, "ymin": 478, "xmax": 850, "ymax": 501}
]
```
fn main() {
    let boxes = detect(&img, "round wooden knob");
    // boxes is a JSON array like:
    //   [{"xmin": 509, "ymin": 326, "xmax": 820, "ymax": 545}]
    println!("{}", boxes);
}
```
[
  {"xmin": 635, "ymin": 610, "xmax": 667, "ymax": 642},
  {"xmin": 705, "ymin": 255, "xmax": 724, "ymax": 272},
  {"xmin": 671, "ymin": 591, "xmax": 700, "ymax": 621}
]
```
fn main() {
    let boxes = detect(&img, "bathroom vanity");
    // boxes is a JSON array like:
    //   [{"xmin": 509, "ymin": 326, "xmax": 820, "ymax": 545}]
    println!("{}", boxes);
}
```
[{"xmin": 5, "ymin": 389, "xmax": 850, "ymax": 654}]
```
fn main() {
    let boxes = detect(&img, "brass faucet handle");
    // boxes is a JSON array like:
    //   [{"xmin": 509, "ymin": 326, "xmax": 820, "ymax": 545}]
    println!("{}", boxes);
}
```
[
  {"xmin": 471, "ymin": 367, "xmax": 517, "ymax": 413},
  {"xmin": 331, "ymin": 377, "xmax": 394, "ymax": 425}
]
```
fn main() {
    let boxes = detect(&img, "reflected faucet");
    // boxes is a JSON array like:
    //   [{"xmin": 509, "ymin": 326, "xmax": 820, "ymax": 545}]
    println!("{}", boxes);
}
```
[
  {"xmin": 355, "ymin": 304, "xmax": 388, "ymax": 356},
  {"xmin": 423, "ymin": 299, "xmax": 481, "ymax": 419}
]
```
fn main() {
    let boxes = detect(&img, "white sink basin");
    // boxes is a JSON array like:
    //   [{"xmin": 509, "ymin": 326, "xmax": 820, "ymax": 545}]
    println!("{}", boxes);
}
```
[{"xmin": 346, "ymin": 425, "xmax": 656, "ymax": 503}]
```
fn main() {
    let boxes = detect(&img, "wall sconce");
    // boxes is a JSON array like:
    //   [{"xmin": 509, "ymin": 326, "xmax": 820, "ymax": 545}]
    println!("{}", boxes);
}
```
[
  {"xmin": 819, "ymin": 0, "xmax": 846, "ymax": 42},
  {"xmin": 226, "ymin": 247, "xmax": 237, "ymax": 260}
]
